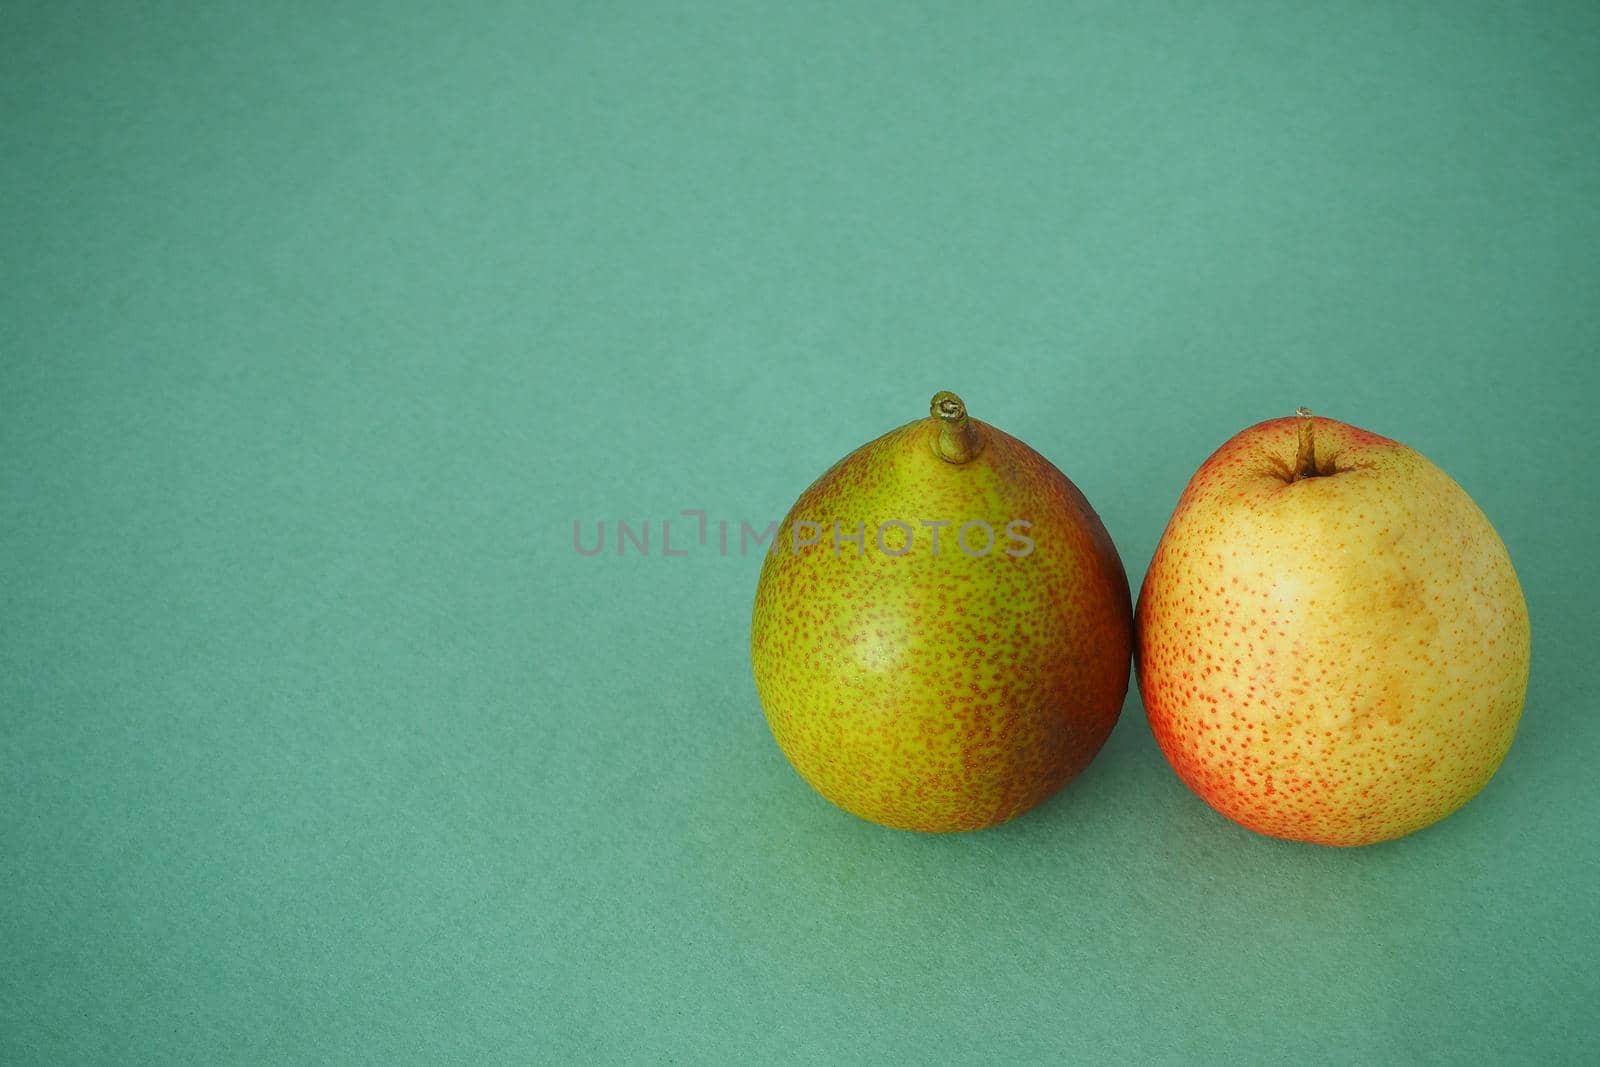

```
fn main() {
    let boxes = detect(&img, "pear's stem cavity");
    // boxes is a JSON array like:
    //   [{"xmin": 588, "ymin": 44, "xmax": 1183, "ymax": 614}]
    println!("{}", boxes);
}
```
[
  {"xmin": 1292, "ymin": 406, "xmax": 1320, "ymax": 481},
  {"xmin": 930, "ymin": 390, "xmax": 983, "ymax": 464}
]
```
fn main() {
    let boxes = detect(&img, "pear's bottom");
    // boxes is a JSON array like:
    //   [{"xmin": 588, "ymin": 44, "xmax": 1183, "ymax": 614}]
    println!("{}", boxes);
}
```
[
  {"xmin": 1144, "ymin": 686, "xmax": 1525, "ymax": 848},
  {"xmin": 761, "ymin": 683, "xmax": 1129, "ymax": 834}
]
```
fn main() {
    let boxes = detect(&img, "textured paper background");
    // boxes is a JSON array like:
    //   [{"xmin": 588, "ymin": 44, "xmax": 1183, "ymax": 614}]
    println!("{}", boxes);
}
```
[{"xmin": 4, "ymin": 2, "xmax": 1597, "ymax": 1062}]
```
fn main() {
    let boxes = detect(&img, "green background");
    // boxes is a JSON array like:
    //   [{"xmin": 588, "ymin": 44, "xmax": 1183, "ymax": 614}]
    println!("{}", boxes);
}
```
[{"xmin": 4, "ymin": 2, "xmax": 1597, "ymax": 1062}]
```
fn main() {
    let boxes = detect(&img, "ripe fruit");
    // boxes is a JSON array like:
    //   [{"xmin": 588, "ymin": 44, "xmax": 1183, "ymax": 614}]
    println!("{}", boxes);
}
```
[
  {"xmin": 751, "ymin": 392, "xmax": 1133, "ymax": 832},
  {"xmin": 1137, "ymin": 409, "xmax": 1530, "ymax": 846}
]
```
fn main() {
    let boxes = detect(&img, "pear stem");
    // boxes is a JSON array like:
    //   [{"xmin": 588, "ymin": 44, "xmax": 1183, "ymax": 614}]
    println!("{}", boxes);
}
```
[
  {"xmin": 930, "ymin": 390, "xmax": 983, "ymax": 464},
  {"xmin": 1292, "ymin": 406, "xmax": 1319, "ymax": 480}
]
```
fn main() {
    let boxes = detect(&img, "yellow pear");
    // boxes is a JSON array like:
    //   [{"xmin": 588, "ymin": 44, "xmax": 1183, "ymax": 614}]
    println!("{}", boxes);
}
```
[{"xmin": 1137, "ymin": 409, "xmax": 1530, "ymax": 846}]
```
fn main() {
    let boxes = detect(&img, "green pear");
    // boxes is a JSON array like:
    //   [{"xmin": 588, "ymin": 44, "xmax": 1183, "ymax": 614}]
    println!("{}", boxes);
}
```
[{"xmin": 752, "ymin": 392, "xmax": 1133, "ymax": 831}]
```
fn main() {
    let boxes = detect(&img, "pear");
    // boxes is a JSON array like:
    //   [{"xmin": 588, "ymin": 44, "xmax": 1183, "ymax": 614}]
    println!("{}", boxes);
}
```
[
  {"xmin": 1137, "ymin": 409, "xmax": 1531, "ymax": 846},
  {"xmin": 751, "ymin": 392, "xmax": 1133, "ymax": 832}
]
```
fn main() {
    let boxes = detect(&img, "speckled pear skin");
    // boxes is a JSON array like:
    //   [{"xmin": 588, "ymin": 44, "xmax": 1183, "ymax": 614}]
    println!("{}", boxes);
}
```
[
  {"xmin": 751, "ymin": 404, "xmax": 1133, "ymax": 832},
  {"xmin": 1136, "ymin": 415, "xmax": 1531, "ymax": 847}
]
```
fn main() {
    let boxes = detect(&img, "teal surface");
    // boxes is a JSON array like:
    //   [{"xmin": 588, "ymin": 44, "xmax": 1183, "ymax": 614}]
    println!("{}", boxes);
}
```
[{"xmin": 4, "ymin": 3, "xmax": 1598, "ymax": 1063}]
